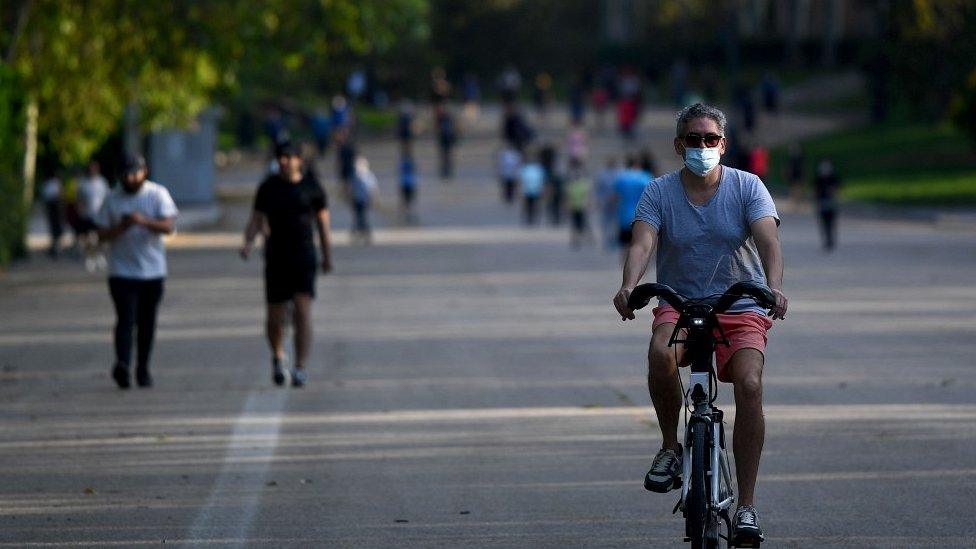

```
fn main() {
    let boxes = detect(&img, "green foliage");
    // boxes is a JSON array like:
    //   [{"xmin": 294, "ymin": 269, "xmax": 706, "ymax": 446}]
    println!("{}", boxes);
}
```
[
  {"xmin": 3, "ymin": 0, "xmax": 430, "ymax": 166},
  {"xmin": 950, "ymin": 69, "xmax": 976, "ymax": 147},
  {"xmin": 356, "ymin": 107, "xmax": 396, "ymax": 133},
  {"xmin": 429, "ymin": 0, "xmax": 598, "ymax": 81},
  {"xmin": 214, "ymin": 0, "xmax": 430, "ymax": 103},
  {"xmin": 769, "ymin": 122, "xmax": 976, "ymax": 205},
  {"xmin": 881, "ymin": 0, "xmax": 976, "ymax": 124}
]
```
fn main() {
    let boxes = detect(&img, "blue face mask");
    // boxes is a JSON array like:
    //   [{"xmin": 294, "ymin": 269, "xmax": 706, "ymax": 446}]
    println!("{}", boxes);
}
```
[{"xmin": 684, "ymin": 147, "xmax": 721, "ymax": 177}]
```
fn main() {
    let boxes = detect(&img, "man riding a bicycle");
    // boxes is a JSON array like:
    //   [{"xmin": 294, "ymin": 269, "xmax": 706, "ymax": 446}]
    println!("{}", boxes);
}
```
[{"xmin": 612, "ymin": 103, "xmax": 787, "ymax": 545}]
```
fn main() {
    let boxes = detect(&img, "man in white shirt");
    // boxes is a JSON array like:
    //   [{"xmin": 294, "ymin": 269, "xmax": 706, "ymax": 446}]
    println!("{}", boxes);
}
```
[{"xmin": 94, "ymin": 154, "xmax": 179, "ymax": 389}]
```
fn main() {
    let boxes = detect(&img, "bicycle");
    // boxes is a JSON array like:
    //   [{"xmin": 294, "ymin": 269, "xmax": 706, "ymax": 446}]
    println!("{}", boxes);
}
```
[{"xmin": 627, "ymin": 281, "xmax": 775, "ymax": 549}]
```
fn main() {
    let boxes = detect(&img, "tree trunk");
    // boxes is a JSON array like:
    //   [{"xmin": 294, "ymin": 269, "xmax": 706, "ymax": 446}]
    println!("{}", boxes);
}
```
[
  {"xmin": 123, "ymin": 100, "xmax": 141, "ymax": 156},
  {"xmin": 22, "ymin": 96, "xmax": 37, "ymax": 209}
]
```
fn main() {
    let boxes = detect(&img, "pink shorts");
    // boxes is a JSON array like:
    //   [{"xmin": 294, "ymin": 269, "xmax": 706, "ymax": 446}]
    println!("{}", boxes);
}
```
[{"xmin": 652, "ymin": 305, "xmax": 773, "ymax": 383}]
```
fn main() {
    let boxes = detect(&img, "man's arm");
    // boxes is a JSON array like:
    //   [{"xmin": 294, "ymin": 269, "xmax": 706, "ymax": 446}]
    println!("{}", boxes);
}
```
[
  {"xmin": 129, "ymin": 213, "xmax": 175, "ymax": 235},
  {"xmin": 239, "ymin": 210, "xmax": 267, "ymax": 260},
  {"xmin": 751, "ymin": 216, "xmax": 788, "ymax": 319},
  {"xmin": 612, "ymin": 220, "xmax": 658, "ymax": 320},
  {"xmin": 97, "ymin": 218, "xmax": 133, "ymax": 242},
  {"xmin": 315, "ymin": 207, "xmax": 333, "ymax": 273}
]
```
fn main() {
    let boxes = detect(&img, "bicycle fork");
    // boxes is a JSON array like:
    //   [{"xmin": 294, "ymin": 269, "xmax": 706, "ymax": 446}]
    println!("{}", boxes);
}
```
[
  {"xmin": 680, "ymin": 372, "xmax": 736, "ymax": 531},
  {"xmin": 679, "ymin": 417, "xmax": 734, "ymax": 510}
]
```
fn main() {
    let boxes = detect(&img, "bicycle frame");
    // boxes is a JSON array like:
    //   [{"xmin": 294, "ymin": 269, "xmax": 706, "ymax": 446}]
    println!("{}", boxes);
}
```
[{"xmin": 672, "ymin": 304, "xmax": 737, "ymax": 543}]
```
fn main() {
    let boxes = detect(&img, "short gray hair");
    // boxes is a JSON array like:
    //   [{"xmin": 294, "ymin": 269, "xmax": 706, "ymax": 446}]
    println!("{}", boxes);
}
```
[{"xmin": 675, "ymin": 103, "xmax": 727, "ymax": 136}]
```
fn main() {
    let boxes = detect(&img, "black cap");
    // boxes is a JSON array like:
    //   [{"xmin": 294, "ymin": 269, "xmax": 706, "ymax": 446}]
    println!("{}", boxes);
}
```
[
  {"xmin": 120, "ymin": 153, "xmax": 147, "ymax": 174},
  {"xmin": 275, "ymin": 142, "xmax": 300, "ymax": 158}
]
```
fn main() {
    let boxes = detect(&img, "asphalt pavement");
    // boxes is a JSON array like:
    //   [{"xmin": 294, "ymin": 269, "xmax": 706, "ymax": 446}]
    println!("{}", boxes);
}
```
[{"xmin": 2, "ymin": 108, "xmax": 975, "ymax": 548}]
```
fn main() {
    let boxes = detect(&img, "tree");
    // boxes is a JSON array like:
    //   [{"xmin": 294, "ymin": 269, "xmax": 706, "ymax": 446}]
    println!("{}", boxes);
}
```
[{"xmin": 0, "ymin": 0, "xmax": 430, "ymax": 264}]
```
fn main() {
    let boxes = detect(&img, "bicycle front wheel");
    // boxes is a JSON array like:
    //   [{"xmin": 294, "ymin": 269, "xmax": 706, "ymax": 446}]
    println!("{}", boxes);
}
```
[{"xmin": 686, "ymin": 419, "xmax": 714, "ymax": 549}]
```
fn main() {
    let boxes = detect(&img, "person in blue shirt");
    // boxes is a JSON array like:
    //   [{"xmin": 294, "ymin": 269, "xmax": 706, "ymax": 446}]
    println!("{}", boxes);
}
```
[
  {"xmin": 310, "ymin": 110, "xmax": 331, "ymax": 158},
  {"xmin": 613, "ymin": 155, "xmax": 652, "ymax": 257},
  {"xmin": 399, "ymin": 151, "xmax": 418, "ymax": 224},
  {"xmin": 519, "ymin": 151, "xmax": 545, "ymax": 226}
]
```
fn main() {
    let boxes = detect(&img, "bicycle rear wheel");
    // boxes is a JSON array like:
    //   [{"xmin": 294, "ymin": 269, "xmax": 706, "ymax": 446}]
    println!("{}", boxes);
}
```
[{"xmin": 686, "ymin": 419, "xmax": 715, "ymax": 549}]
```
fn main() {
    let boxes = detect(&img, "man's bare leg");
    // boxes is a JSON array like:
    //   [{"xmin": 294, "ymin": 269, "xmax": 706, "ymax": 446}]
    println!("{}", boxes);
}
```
[
  {"xmin": 648, "ymin": 324, "xmax": 684, "ymax": 451},
  {"xmin": 292, "ymin": 293, "xmax": 312, "ymax": 369},
  {"xmin": 728, "ymin": 348, "xmax": 765, "ymax": 507},
  {"xmin": 266, "ymin": 302, "xmax": 288, "ymax": 361}
]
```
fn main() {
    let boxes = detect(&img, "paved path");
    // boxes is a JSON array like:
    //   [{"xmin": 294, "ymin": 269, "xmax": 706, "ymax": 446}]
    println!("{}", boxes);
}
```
[{"xmin": 2, "ymin": 109, "xmax": 975, "ymax": 548}]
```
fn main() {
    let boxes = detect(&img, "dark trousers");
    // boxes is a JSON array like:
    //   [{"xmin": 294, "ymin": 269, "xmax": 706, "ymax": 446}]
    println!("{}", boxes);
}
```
[
  {"xmin": 547, "ymin": 186, "xmax": 564, "ymax": 226},
  {"xmin": 523, "ymin": 196, "xmax": 539, "ymax": 225},
  {"xmin": 353, "ymin": 200, "xmax": 371, "ymax": 234},
  {"xmin": 109, "ymin": 277, "xmax": 164, "ymax": 372},
  {"xmin": 502, "ymin": 178, "xmax": 516, "ymax": 204},
  {"xmin": 45, "ymin": 201, "xmax": 63, "ymax": 257},
  {"xmin": 818, "ymin": 208, "xmax": 837, "ymax": 250},
  {"xmin": 439, "ymin": 143, "xmax": 454, "ymax": 178}
]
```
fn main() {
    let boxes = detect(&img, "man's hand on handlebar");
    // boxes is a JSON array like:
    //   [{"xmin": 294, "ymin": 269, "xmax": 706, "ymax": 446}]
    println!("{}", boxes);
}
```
[
  {"xmin": 769, "ymin": 288, "xmax": 788, "ymax": 320},
  {"xmin": 613, "ymin": 287, "xmax": 636, "ymax": 321}
]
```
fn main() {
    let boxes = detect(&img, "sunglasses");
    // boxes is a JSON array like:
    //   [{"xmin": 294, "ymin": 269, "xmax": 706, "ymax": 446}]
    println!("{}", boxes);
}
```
[{"xmin": 681, "ymin": 133, "xmax": 723, "ymax": 148}]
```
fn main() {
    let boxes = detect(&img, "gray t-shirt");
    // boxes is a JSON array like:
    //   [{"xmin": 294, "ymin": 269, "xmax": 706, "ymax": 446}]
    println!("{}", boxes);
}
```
[
  {"xmin": 635, "ymin": 166, "xmax": 779, "ymax": 314},
  {"xmin": 94, "ymin": 181, "xmax": 179, "ymax": 280}
]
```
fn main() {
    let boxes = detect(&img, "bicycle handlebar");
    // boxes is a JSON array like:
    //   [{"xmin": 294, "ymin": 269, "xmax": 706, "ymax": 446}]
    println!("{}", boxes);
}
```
[{"xmin": 627, "ymin": 281, "xmax": 775, "ymax": 314}]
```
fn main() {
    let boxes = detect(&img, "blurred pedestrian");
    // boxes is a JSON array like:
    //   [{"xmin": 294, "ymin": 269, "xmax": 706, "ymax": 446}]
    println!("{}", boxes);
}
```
[
  {"xmin": 748, "ymin": 144, "xmax": 770, "ymax": 180},
  {"xmin": 566, "ymin": 119, "xmax": 589, "ymax": 165},
  {"xmin": 735, "ymin": 83, "xmax": 757, "ymax": 134},
  {"xmin": 330, "ymin": 95, "xmax": 352, "ymax": 140},
  {"xmin": 595, "ymin": 156, "xmax": 621, "ymax": 250},
  {"xmin": 396, "ymin": 99, "xmax": 415, "ymax": 157},
  {"xmin": 40, "ymin": 170, "xmax": 64, "ymax": 259},
  {"xmin": 310, "ymin": 109, "xmax": 331, "ymax": 158},
  {"xmin": 62, "ymin": 175, "xmax": 83, "ymax": 256},
  {"xmin": 617, "ymin": 68, "xmax": 642, "ymax": 140},
  {"xmin": 399, "ymin": 150, "xmax": 418, "ymax": 224},
  {"xmin": 497, "ymin": 65, "xmax": 522, "ymax": 105},
  {"xmin": 786, "ymin": 142, "xmax": 805, "ymax": 211},
  {"xmin": 350, "ymin": 155, "xmax": 379, "ymax": 244},
  {"xmin": 569, "ymin": 80, "xmax": 587, "ymax": 125},
  {"xmin": 613, "ymin": 155, "xmax": 652, "ymax": 261},
  {"xmin": 497, "ymin": 144, "xmax": 521, "ymax": 205},
  {"xmin": 591, "ymin": 84, "xmax": 610, "ymax": 131},
  {"xmin": 462, "ymin": 72, "xmax": 481, "ymax": 123},
  {"xmin": 519, "ymin": 151, "xmax": 545, "ymax": 226},
  {"xmin": 566, "ymin": 158, "xmax": 593, "ymax": 249},
  {"xmin": 435, "ymin": 104, "xmax": 458, "ymax": 180},
  {"xmin": 639, "ymin": 149, "xmax": 658, "ymax": 177},
  {"xmin": 761, "ymin": 73, "xmax": 780, "ymax": 116},
  {"xmin": 502, "ymin": 103, "xmax": 533, "ymax": 153},
  {"xmin": 430, "ymin": 67, "xmax": 452, "ymax": 106},
  {"xmin": 593, "ymin": 67, "xmax": 618, "ymax": 130},
  {"xmin": 814, "ymin": 159, "xmax": 841, "ymax": 251},
  {"xmin": 670, "ymin": 59, "xmax": 689, "ymax": 107},
  {"xmin": 533, "ymin": 73, "xmax": 553, "ymax": 120},
  {"xmin": 347, "ymin": 69, "xmax": 367, "ymax": 102},
  {"xmin": 336, "ymin": 132, "xmax": 356, "ymax": 189},
  {"xmin": 264, "ymin": 108, "xmax": 287, "ymax": 145},
  {"xmin": 539, "ymin": 142, "xmax": 563, "ymax": 226},
  {"xmin": 77, "ymin": 160, "xmax": 109, "ymax": 272},
  {"xmin": 240, "ymin": 143, "xmax": 332, "ymax": 388},
  {"xmin": 95, "ymin": 154, "xmax": 178, "ymax": 389}
]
